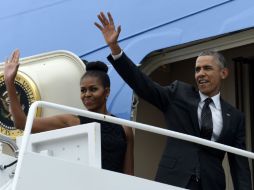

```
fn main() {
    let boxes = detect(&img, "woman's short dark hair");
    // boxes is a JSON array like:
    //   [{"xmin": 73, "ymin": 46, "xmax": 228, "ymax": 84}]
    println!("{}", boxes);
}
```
[{"xmin": 80, "ymin": 61, "xmax": 110, "ymax": 88}]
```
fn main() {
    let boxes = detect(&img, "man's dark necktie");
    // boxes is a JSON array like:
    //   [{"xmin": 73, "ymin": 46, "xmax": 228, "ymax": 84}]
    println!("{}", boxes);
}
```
[{"xmin": 200, "ymin": 98, "xmax": 213, "ymax": 140}]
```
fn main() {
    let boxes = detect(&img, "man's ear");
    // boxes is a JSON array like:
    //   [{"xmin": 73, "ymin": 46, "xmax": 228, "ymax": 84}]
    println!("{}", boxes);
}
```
[{"xmin": 221, "ymin": 68, "xmax": 229, "ymax": 79}]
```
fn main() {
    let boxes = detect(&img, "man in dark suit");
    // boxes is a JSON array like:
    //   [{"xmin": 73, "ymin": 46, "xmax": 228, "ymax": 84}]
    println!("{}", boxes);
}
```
[{"xmin": 95, "ymin": 12, "xmax": 252, "ymax": 190}]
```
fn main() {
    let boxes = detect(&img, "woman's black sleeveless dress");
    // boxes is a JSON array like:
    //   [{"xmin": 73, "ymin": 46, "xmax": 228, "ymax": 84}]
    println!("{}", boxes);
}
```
[{"xmin": 78, "ymin": 115, "xmax": 127, "ymax": 173}]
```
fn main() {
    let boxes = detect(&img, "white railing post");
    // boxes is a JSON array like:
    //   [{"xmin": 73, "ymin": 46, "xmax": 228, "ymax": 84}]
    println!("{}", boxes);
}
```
[{"xmin": 12, "ymin": 101, "xmax": 40, "ymax": 190}]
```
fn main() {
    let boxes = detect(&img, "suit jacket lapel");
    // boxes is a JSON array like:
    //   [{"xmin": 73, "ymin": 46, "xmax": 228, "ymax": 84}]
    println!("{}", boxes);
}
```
[
  {"xmin": 217, "ymin": 99, "xmax": 232, "ymax": 143},
  {"xmin": 189, "ymin": 91, "xmax": 201, "ymax": 136}
]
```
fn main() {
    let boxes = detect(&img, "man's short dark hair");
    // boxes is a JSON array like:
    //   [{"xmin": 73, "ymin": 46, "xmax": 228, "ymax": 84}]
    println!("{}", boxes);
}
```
[{"xmin": 198, "ymin": 50, "xmax": 227, "ymax": 68}]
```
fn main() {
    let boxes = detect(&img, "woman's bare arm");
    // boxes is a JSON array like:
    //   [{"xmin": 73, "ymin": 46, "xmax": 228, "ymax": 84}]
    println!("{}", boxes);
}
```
[{"xmin": 4, "ymin": 50, "xmax": 80, "ymax": 133}]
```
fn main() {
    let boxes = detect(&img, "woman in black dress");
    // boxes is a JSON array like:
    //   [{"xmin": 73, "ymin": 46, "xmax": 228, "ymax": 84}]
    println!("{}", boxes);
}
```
[{"xmin": 4, "ymin": 49, "xmax": 134, "ymax": 175}]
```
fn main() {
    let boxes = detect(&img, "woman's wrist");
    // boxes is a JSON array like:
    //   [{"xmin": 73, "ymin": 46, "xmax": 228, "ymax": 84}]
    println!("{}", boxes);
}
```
[{"xmin": 4, "ymin": 78, "xmax": 15, "ymax": 88}]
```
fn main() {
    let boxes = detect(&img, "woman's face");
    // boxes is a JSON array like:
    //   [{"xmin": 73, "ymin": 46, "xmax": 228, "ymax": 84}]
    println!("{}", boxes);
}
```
[{"xmin": 80, "ymin": 75, "xmax": 109, "ymax": 113}]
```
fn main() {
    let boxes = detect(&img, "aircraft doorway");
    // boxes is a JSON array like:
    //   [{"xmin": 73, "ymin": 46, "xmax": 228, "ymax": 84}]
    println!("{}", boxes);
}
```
[{"xmin": 133, "ymin": 41, "xmax": 254, "ymax": 189}]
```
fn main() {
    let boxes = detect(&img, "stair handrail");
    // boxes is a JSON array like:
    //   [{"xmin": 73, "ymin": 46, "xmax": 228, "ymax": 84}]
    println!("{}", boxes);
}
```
[
  {"xmin": 12, "ymin": 100, "xmax": 254, "ymax": 190},
  {"xmin": 0, "ymin": 134, "xmax": 19, "ymax": 157}
]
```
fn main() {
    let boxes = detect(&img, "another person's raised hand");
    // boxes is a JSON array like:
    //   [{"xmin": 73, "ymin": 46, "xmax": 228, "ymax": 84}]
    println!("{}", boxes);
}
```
[
  {"xmin": 4, "ymin": 49, "xmax": 20, "ymax": 85},
  {"xmin": 95, "ymin": 12, "xmax": 121, "ymax": 55}
]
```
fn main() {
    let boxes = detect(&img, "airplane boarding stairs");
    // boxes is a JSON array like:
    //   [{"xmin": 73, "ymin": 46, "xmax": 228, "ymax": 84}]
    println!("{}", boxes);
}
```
[
  {"xmin": 1, "ymin": 101, "xmax": 254, "ymax": 190},
  {"xmin": 0, "ymin": 124, "xmax": 183, "ymax": 190}
]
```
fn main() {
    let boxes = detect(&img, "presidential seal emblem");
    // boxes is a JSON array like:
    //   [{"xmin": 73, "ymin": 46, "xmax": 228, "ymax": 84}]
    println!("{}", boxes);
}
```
[{"xmin": 0, "ymin": 71, "xmax": 41, "ymax": 139}]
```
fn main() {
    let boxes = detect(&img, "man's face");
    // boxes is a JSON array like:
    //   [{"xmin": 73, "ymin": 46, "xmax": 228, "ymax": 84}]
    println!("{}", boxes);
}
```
[{"xmin": 195, "ymin": 55, "xmax": 228, "ymax": 97}]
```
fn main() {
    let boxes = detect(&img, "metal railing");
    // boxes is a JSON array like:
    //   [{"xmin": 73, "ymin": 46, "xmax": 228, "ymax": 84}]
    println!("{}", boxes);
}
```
[
  {"xmin": 12, "ymin": 100, "xmax": 254, "ymax": 190},
  {"xmin": 0, "ymin": 134, "xmax": 19, "ymax": 157}
]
